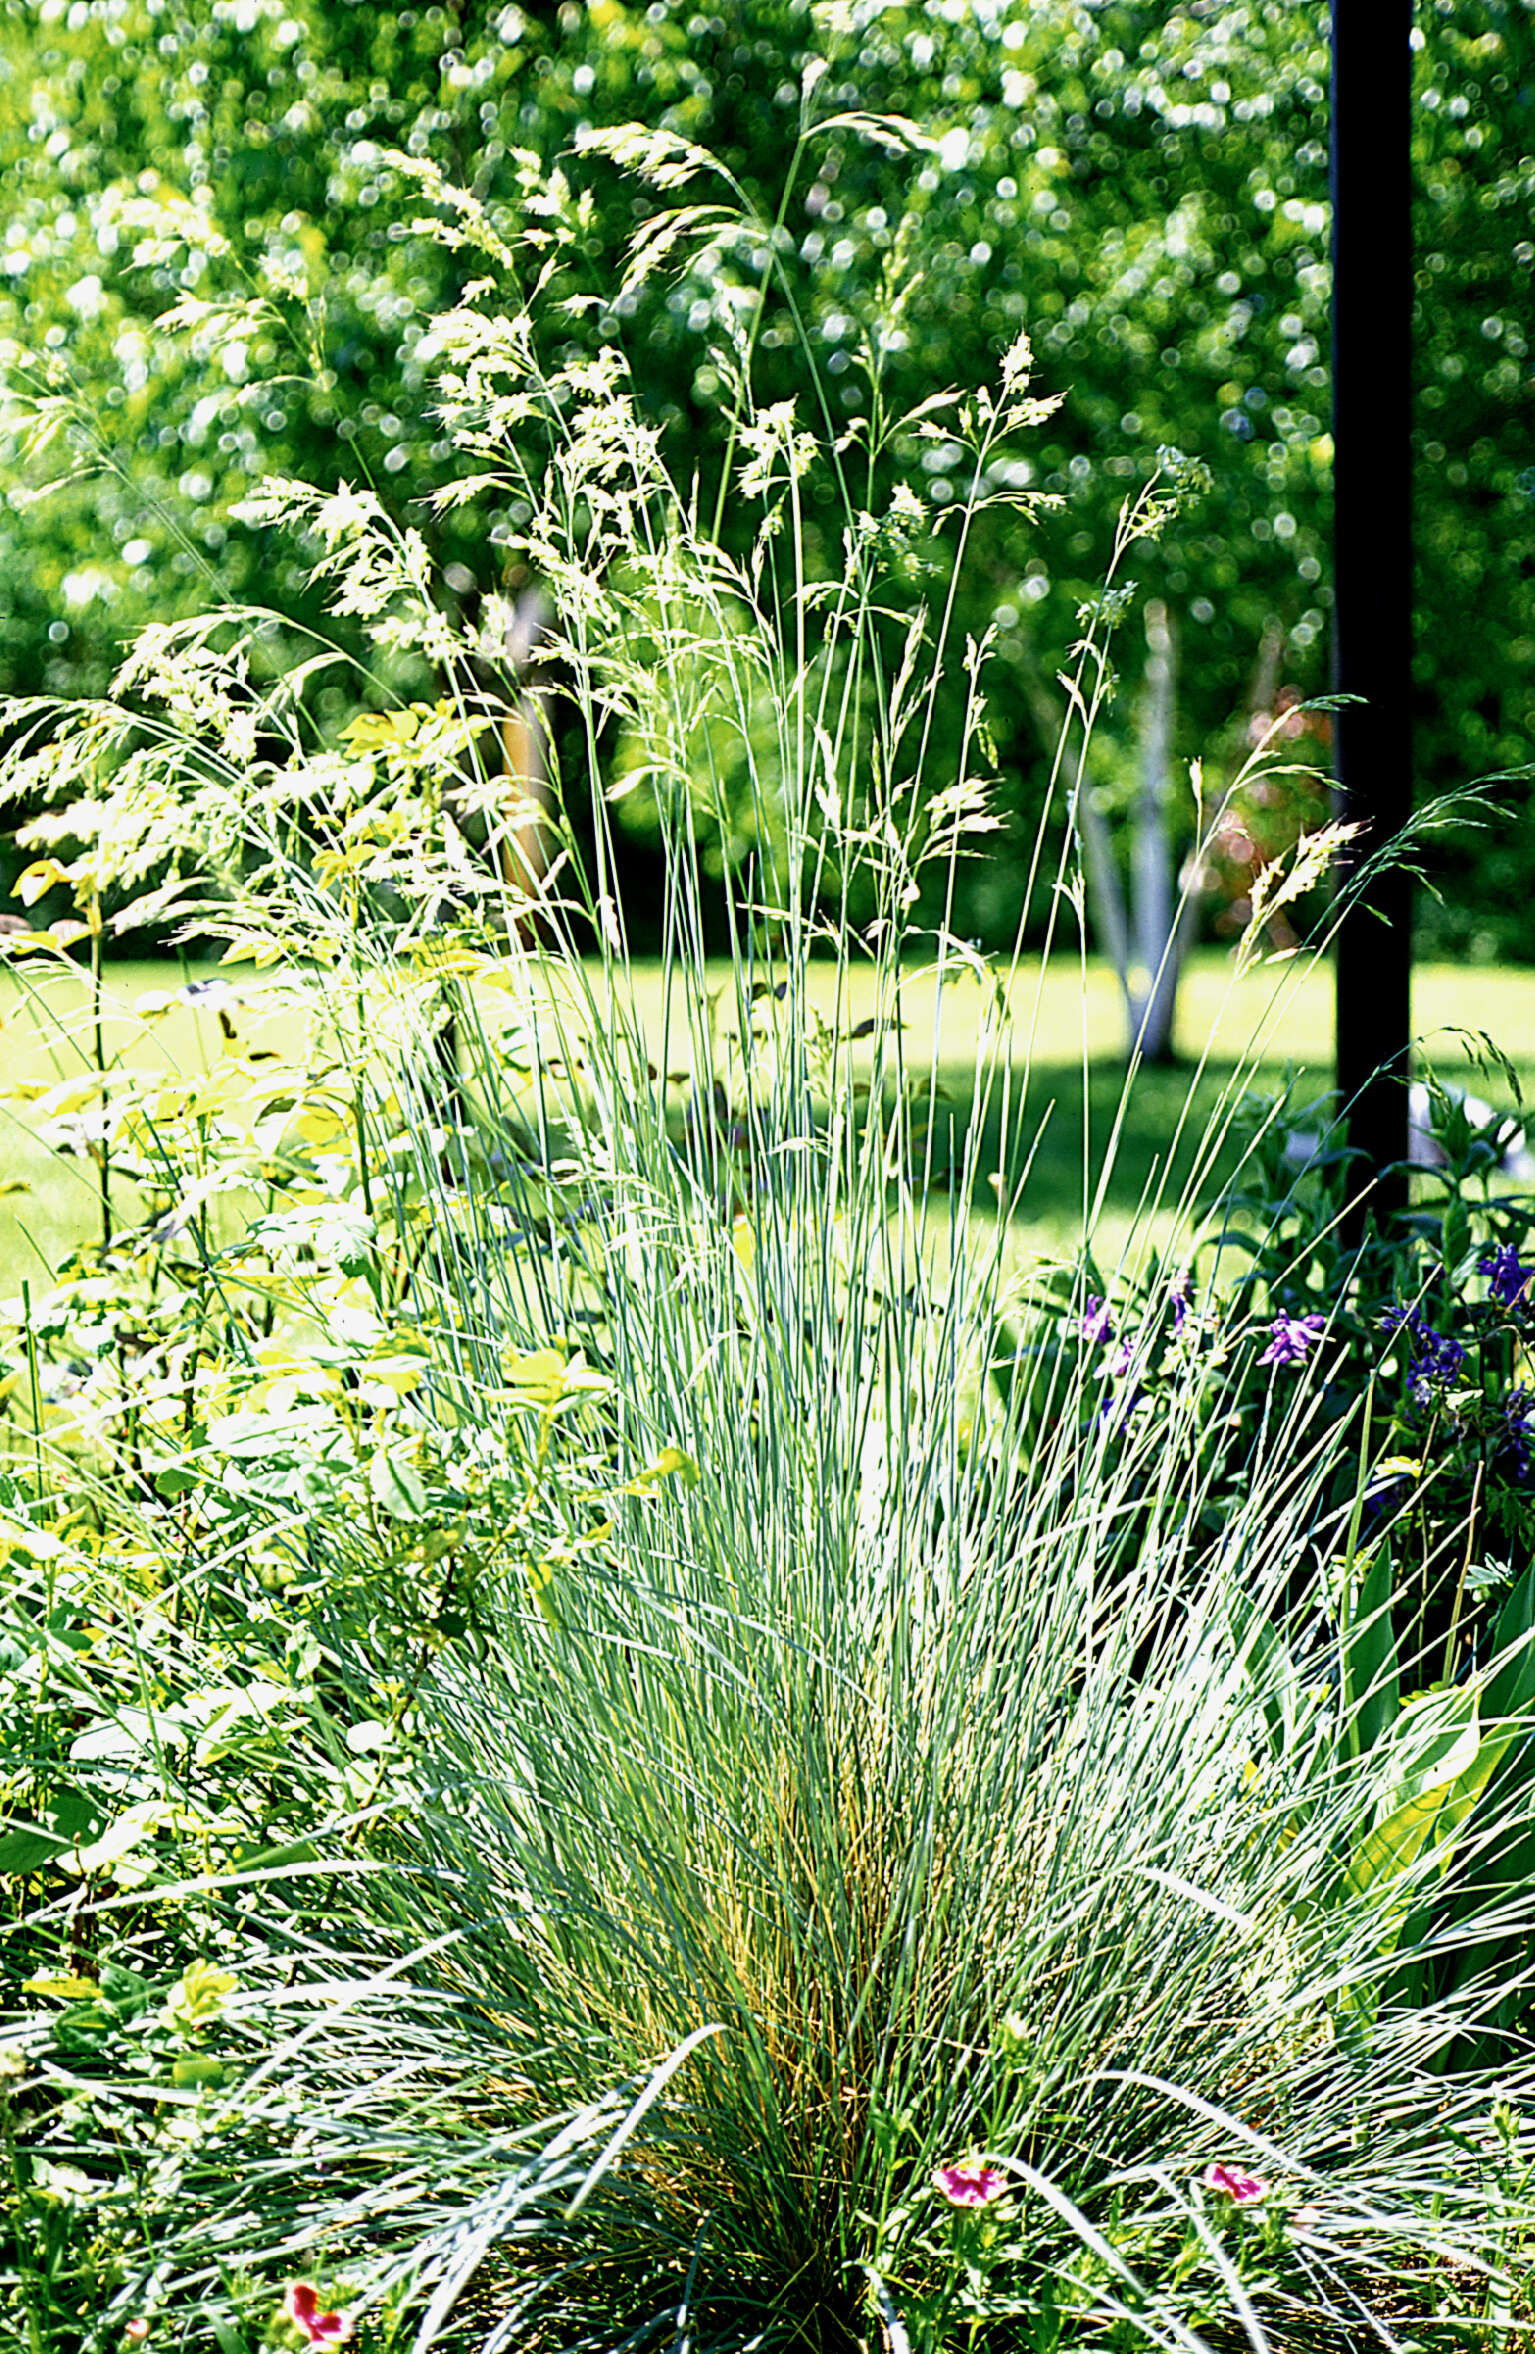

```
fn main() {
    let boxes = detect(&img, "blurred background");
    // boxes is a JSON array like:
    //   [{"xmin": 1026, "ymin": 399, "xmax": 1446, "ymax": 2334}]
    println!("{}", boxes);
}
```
[{"xmin": 0, "ymin": 0, "xmax": 1530, "ymax": 972}]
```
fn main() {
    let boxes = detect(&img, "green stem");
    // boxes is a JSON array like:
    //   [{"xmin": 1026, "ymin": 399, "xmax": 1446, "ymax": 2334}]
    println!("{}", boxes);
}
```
[
  {"xmin": 0, "ymin": 2089, "xmax": 47, "ymax": 2354},
  {"xmin": 89, "ymin": 893, "xmax": 112, "ymax": 1251}
]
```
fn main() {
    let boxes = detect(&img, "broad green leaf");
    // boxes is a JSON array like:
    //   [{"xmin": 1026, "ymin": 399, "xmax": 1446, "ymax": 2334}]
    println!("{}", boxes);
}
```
[
  {"xmin": 1342, "ymin": 1549, "xmax": 1399, "ymax": 1760},
  {"xmin": 74, "ymin": 1800, "xmax": 179, "ymax": 1874},
  {"xmin": 500, "ymin": 1346, "xmax": 611, "ymax": 1412},
  {"xmin": 0, "ymin": 1515, "xmax": 65, "ymax": 1561},
  {"xmin": 1346, "ymin": 1691, "xmax": 1487, "ymax": 1897},
  {"xmin": 1229, "ymin": 1597, "xmax": 1299, "ymax": 1762},
  {"xmin": 165, "ymin": 1959, "xmax": 239, "ymax": 2030},
  {"xmin": 0, "ymin": 1828, "xmax": 63, "ymax": 1874},
  {"xmin": 1484, "ymin": 1559, "xmax": 1535, "ymax": 1727},
  {"xmin": 368, "ymin": 1445, "xmax": 429, "ymax": 1522},
  {"xmin": 13, "ymin": 855, "xmax": 74, "ymax": 906}
]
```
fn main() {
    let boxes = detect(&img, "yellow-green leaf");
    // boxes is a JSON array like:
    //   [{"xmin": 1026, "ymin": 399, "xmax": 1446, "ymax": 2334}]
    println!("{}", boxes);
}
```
[
  {"xmin": 165, "ymin": 1958, "xmax": 239, "ymax": 2030},
  {"xmin": 1346, "ymin": 1697, "xmax": 1488, "ymax": 1897},
  {"xmin": 13, "ymin": 857, "xmax": 73, "ymax": 907},
  {"xmin": 623, "ymin": 1445, "xmax": 700, "ymax": 1496},
  {"xmin": 170, "ymin": 2056, "xmax": 227, "ymax": 2088}
]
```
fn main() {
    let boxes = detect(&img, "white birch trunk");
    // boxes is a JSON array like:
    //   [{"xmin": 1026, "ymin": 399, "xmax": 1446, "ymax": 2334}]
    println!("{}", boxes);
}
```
[
  {"xmin": 1128, "ymin": 600, "xmax": 1181, "ymax": 1061},
  {"xmin": 496, "ymin": 588, "xmax": 554, "ymax": 925}
]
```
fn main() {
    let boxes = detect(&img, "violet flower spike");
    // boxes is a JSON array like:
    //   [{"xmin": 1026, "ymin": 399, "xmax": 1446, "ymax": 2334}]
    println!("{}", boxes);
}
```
[
  {"xmin": 1501, "ymin": 1389, "xmax": 1535, "ymax": 1481},
  {"xmin": 1408, "ymin": 1329, "xmax": 1467, "ymax": 1403},
  {"xmin": 1096, "ymin": 1380, "xmax": 1144, "ymax": 1433},
  {"xmin": 1378, "ymin": 1301, "xmax": 1423, "ymax": 1339},
  {"xmin": 1080, "ymin": 1296, "xmax": 1114, "ymax": 1348},
  {"xmin": 1258, "ymin": 1312, "xmax": 1327, "ymax": 1368},
  {"xmin": 1481, "ymin": 1244, "xmax": 1533, "ymax": 1311}
]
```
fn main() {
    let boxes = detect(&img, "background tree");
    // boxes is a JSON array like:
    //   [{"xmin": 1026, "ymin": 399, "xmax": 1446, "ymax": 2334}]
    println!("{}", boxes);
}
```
[{"xmin": 1, "ymin": 0, "xmax": 1529, "ymax": 968}]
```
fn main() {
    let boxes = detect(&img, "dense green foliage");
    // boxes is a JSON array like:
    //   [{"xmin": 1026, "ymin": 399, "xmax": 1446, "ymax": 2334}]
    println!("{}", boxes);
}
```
[
  {"xmin": 2, "ymin": 120, "xmax": 1535, "ymax": 2344},
  {"xmin": 1, "ymin": 0, "xmax": 1531, "ymax": 955}
]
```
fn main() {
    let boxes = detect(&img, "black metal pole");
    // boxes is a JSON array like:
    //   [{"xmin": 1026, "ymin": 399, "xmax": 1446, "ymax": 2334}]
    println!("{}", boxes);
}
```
[{"xmin": 1331, "ymin": 0, "xmax": 1414, "ymax": 1233}]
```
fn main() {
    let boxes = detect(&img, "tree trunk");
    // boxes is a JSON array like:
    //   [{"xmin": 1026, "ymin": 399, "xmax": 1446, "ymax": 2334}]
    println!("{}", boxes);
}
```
[
  {"xmin": 1015, "ymin": 619, "xmax": 1202, "ymax": 1066},
  {"xmin": 1014, "ymin": 636, "xmax": 1133, "ymax": 1013},
  {"xmin": 496, "ymin": 588, "xmax": 555, "ymax": 938},
  {"xmin": 1128, "ymin": 600, "xmax": 1181, "ymax": 1062}
]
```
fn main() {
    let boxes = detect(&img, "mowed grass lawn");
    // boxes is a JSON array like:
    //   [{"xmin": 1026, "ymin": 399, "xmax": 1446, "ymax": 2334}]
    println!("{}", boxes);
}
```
[{"xmin": 1, "ymin": 948, "xmax": 1531, "ymax": 1286}]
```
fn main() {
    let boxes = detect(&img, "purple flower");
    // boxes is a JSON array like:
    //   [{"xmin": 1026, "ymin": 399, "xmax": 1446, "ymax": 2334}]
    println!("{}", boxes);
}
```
[
  {"xmin": 1259, "ymin": 1312, "xmax": 1328, "ymax": 1368},
  {"xmin": 1096, "ymin": 1379, "xmax": 1144, "ymax": 1432},
  {"xmin": 1481, "ymin": 1245, "xmax": 1533, "ymax": 1312},
  {"xmin": 1378, "ymin": 1302, "xmax": 1423, "ymax": 1339},
  {"xmin": 1170, "ymin": 1275, "xmax": 1192, "ymax": 1336},
  {"xmin": 1080, "ymin": 1295, "xmax": 1114, "ymax": 1348},
  {"xmin": 1501, "ymin": 1389, "xmax": 1535, "ymax": 1481},
  {"xmin": 1408, "ymin": 1329, "xmax": 1467, "ymax": 1403},
  {"xmin": 1378, "ymin": 1304, "xmax": 1465, "ymax": 1401},
  {"xmin": 1363, "ymin": 1460, "xmax": 1416, "ymax": 1509}
]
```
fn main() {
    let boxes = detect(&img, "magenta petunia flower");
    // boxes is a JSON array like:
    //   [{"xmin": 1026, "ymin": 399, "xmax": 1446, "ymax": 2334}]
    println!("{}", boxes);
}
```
[
  {"xmin": 934, "ymin": 2159, "xmax": 1009, "ymax": 2207},
  {"xmin": 284, "ymin": 2286, "xmax": 352, "ymax": 2347},
  {"xmin": 1202, "ymin": 2162, "xmax": 1269, "ymax": 2205}
]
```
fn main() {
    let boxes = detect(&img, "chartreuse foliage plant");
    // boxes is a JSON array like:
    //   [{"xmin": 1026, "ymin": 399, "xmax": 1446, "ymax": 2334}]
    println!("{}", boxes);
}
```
[{"xmin": 2, "ymin": 132, "xmax": 1534, "ymax": 2354}]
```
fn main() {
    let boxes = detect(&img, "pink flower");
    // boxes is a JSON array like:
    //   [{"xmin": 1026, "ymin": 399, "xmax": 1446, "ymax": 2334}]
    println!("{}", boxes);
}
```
[
  {"xmin": 1203, "ymin": 2162, "xmax": 1268, "ymax": 2205},
  {"xmin": 124, "ymin": 2328, "xmax": 150, "ymax": 2347},
  {"xmin": 284, "ymin": 2285, "xmax": 352, "ymax": 2346},
  {"xmin": 934, "ymin": 2159, "xmax": 1009, "ymax": 2207}
]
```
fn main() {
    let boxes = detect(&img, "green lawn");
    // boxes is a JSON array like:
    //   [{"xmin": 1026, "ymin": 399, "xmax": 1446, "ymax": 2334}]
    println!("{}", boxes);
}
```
[{"xmin": 1, "ymin": 948, "xmax": 1530, "ymax": 1286}]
